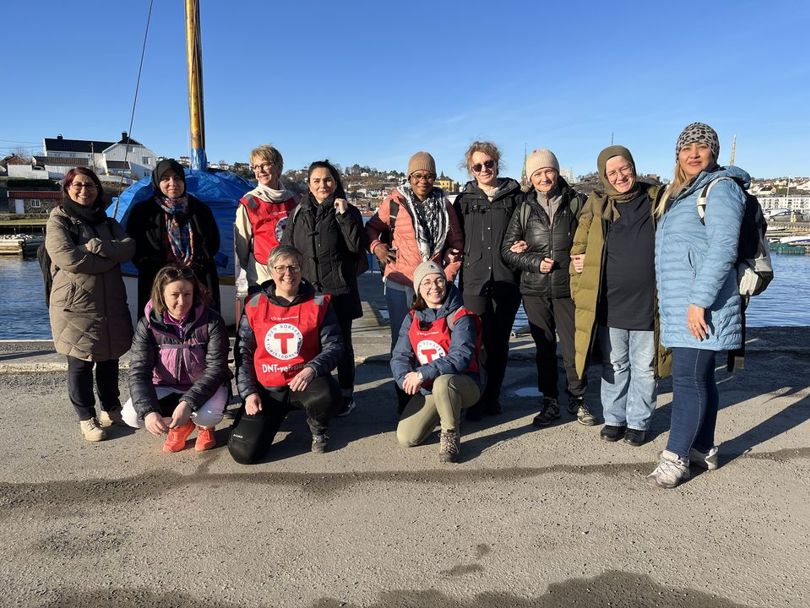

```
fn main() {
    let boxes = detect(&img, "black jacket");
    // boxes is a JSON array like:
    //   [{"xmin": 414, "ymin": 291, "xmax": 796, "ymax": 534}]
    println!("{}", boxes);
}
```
[
  {"xmin": 501, "ymin": 178, "xmax": 585, "ymax": 298},
  {"xmin": 126, "ymin": 194, "xmax": 221, "ymax": 316},
  {"xmin": 235, "ymin": 280, "xmax": 344, "ymax": 398},
  {"xmin": 453, "ymin": 178, "xmax": 522, "ymax": 295},
  {"xmin": 281, "ymin": 195, "xmax": 367, "ymax": 319}
]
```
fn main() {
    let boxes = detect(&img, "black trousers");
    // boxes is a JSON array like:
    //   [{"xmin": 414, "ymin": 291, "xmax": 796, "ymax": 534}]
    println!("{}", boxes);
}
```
[
  {"xmin": 228, "ymin": 375, "xmax": 340, "ymax": 464},
  {"xmin": 463, "ymin": 283, "xmax": 521, "ymax": 406},
  {"xmin": 331, "ymin": 295, "xmax": 356, "ymax": 394},
  {"xmin": 521, "ymin": 295, "xmax": 586, "ymax": 400},
  {"xmin": 66, "ymin": 356, "xmax": 121, "ymax": 421}
]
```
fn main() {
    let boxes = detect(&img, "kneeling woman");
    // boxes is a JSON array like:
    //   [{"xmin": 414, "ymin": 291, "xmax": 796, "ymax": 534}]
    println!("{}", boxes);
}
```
[
  {"xmin": 228, "ymin": 245, "xmax": 343, "ymax": 463},
  {"xmin": 391, "ymin": 261, "xmax": 481, "ymax": 463},
  {"xmin": 123, "ymin": 265, "xmax": 231, "ymax": 452}
]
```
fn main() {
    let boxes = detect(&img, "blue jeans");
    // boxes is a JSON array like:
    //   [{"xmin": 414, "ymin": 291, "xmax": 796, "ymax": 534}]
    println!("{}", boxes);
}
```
[
  {"xmin": 598, "ymin": 327, "xmax": 656, "ymax": 430},
  {"xmin": 385, "ymin": 282, "xmax": 414, "ymax": 351},
  {"xmin": 666, "ymin": 347, "xmax": 719, "ymax": 459}
]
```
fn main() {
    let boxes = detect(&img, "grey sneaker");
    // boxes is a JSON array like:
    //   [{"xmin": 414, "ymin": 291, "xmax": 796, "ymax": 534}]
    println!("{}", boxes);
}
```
[
  {"xmin": 98, "ymin": 409, "xmax": 123, "ymax": 428},
  {"xmin": 532, "ymin": 397, "xmax": 560, "ymax": 427},
  {"xmin": 575, "ymin": 402, "xmax": 597, "ymax": 426},
  {"xmin": 689, "ymin": 445, "xmax": 719, "ymax": 471},
  {"xmin": 79, "ymin": 418, "xmax": 106, "ymax": 442},
  {"xmin": 311, "ymin": 433, "xmax": 329, "ymax": 454},
  {"xmin": 647, "ymin": 450, "xmax": 690, "ymax": 488},
  {"xmin": 439, "ymin": 429, "xmax": 460, "ymax": 463}
]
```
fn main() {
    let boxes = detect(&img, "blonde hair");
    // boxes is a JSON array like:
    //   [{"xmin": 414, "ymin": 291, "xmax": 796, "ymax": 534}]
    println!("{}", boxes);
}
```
[
  {"xmin": 249, "ymin": 144, "xmax": 283, "ymax": 169},
  {"xmin": 461, "ymin": 141, "xmax": 502, "ymax": 175},
  {"xmin": 655, "ymin": 150, "xmax": 719, "ymax": 218}
]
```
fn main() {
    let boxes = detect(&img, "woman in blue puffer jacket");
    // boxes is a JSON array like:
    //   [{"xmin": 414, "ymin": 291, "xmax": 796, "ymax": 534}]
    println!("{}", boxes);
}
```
[
  {"xmin": 122, "ymin": 265, "xmax": 231, "ymax": 453},
  {"xmin": 648, "ymin": 122, "xmax": 749, "ymax": 488}
]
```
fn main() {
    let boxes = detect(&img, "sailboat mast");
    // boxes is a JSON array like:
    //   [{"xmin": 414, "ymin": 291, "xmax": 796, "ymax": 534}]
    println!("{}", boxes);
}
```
[{"xmin": 185, "ymin": 0, "xmax": 207, "ymax": 170}]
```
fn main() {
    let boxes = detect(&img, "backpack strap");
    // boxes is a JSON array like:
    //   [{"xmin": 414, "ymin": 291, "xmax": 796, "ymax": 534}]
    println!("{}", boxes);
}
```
[
  {"xmin": 696, "ymin": 177, "xmax": 738, "ymax": 224},
  {"xmin": 389, "ymin": 198, "xmax": 399, "ymax": 233},
  {"xmin": 519, "ymin": 201, "xmax": 531, "ymax": 233}
]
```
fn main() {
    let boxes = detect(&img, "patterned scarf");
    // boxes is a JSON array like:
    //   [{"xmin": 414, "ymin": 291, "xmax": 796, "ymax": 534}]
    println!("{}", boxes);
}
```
[
  {"xmin": 157, "ymin": 195, "xmax": 194, "ymax": 266},
  {"xmin": 397, "ymin": 185, "xmax": 449, "ymax": 260}
]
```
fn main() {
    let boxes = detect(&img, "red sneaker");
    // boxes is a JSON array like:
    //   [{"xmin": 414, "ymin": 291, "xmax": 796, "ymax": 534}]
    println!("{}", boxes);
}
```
[
  {"xmin": 195, "ymin": 426, "xmax": 216, "ymax": 452},
  {"xmin": 163, "ymin": 420, "xmax": 195, "ymax": 453}
]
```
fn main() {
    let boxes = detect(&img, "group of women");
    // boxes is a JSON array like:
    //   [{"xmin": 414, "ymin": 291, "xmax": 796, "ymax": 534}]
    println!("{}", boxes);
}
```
[{"xmin": 45, "ymin": 122, "xmax": 749, "ymax": 487}]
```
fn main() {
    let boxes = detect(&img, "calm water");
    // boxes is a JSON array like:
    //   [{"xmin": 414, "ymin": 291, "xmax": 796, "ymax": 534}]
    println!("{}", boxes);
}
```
[{"xmin": 1, "ymin": 253, "xmax": 809, "ymax": 339}]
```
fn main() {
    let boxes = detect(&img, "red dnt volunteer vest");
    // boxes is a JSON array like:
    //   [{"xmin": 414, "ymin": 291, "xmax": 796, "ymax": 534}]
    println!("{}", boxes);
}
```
[
  {"xmin": 407, "ymin": 307, "xmax": 481, "ymax": 387},
  {"xmin": 246, "ymin": 291, "xmax": 331, "ymax": 388},
  {"xmin": 239, "ymin": 194, "xmax": 298, "ymax": 264}
]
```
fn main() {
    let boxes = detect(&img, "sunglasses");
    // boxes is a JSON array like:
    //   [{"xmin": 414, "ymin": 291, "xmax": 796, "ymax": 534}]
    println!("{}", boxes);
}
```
[{"xmin": 471, "ymin": 160, "xmax": 496, "ymax": 173}]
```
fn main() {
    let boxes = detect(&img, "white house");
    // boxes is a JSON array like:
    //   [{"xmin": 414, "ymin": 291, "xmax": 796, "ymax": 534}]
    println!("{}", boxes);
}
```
[
  {"xmin": 39, "ymin": 133, "xmax": 157, "ymax": 181},
  {"xmin": 101, "ymin": 134, "xmax": 158, "ymax": 179}
]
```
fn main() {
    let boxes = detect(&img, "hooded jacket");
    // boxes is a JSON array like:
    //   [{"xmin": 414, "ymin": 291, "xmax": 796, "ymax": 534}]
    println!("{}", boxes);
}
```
[
  {"xmin": 390, "ymin": 283, "xmax": 481, "ymax": 393},
  {"xmin": 128, "ymin": 301, "xmax": 231, "ymax": 420},
  {"xmin": 45, "ymin": 205, "xmax": 134, "ymax": 361},
  {"xmin": 235, "ymin": 279, "xmax": 344, "ymax": 398},
  {"xmin": 501, "ymin": 177, "xmax": 585, "ymax": 298},
  {"xmin": 453, "ymin": 177, "xmax": 522, "ymax": 294},
  {"xmin": 655, "ymin": 165, "xmax": 749, "ymax": 351}
]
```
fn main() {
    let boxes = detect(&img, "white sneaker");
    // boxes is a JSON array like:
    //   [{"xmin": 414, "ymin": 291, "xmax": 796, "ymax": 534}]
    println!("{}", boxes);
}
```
[
  {"xmin": 79, "ymin": 418, "xmax": 106, "ymax": 442},
  {"xmin": 647, "ymin": 450, "xmax": 690, "ymax": 488},
  {"xmin": 689, "ymin": 445, "xmax": 719, "ymax": 471}
]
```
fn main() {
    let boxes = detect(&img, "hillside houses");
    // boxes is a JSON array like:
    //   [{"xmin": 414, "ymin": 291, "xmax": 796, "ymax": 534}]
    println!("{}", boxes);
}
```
[{"xmin": 34, "ymin": 133, "xmax": 158, "ymax": 181}]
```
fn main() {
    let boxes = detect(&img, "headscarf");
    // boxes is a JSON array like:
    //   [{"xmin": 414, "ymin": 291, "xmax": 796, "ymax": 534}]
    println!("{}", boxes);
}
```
[
  {"xmin": 152, "ymin": 158, "xmax": 193, "ymax": 266},
  {"xmin": 597, "ymin": 145, "xmax": 640, "ymax": 204}
]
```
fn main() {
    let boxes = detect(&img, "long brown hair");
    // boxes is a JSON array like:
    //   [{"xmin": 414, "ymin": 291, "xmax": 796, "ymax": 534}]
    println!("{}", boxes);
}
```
[{"xmin": 150, "ymin": 265, "xmax": 208, "ymax": 315}]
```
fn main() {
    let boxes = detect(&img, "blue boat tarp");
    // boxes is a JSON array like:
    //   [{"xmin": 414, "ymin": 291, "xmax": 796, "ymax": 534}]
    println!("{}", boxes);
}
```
[{"xmin": 112, "ymin": 169, "xmax": 252, "ymax": 278}]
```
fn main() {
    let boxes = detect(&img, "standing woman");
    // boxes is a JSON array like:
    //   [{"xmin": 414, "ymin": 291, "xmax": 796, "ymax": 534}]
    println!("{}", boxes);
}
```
[
  {"xmin": 453, "ymin": 141, "xmax": 522, "ymax": 420},
  {"xmin": 391, "ymin": 262, "xmax": 481, "ymax": 463},
  {"xmin": 126, "ymin": 158, "xmax": 221, "ymax": 316},
  {"xmin": 45, "ymin": 167, "xmax": 134, "ymax": 442},
  {"xmin": 570, "ymin": 145, "xmax": 669, "ymax": 447},
  {"xmin": 501, "ymin": 150, "xmax": 593, "ymax": 427},
  {"xmin": 282, "ymin": 160, "xmax": 366, "ymax": 416},
  {"xmin": 648, "ymin": 123, "xmax": 749, "ymax": 488}
]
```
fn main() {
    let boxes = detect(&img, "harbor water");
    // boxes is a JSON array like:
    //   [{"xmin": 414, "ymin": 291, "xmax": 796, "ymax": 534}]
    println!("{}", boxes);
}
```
[{"xmin": 0, "ymin": 253, "xmax": 809, "ymax": 339}]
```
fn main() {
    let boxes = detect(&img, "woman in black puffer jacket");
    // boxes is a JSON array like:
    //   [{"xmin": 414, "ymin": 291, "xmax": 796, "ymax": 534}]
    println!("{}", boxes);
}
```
[
  {"xmin": 282, "ymin": 160, "xmax": 367, "ymax": 416},
  {"xmin": 501, "ymin": 149, "xmax": 591, "ymax": 428}
]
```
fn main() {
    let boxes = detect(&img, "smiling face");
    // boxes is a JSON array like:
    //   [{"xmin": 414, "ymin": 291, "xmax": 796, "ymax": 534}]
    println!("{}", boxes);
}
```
[
  {"xmin": 530, "ymin": 168, "xmax": 559, "ymax": 193},
  {"xmin": 252, "ymin": 156, "xmax": 282, "ymax": 189},
  {"xmin": 678, "ymin": 142, "xmax": 714, "ymax": 179},
  {"xmin": 159, "ymin": 169, "xmax": 185, "ymax": 198},
  {"xmin": 419, "ymin": 273, "xmax": 447, "ymax": 309},
  {"xmin": 309, "ymin": 167, "xmax": 337, "ymax": 203},
  {"xmin": 409, "ymin": 171, "xmax": 436, "ymax": 200},
  {"xmin": 470, "ymin": 151, "xmax": 498, "ymax": 188},
  {"xmin": 162, "ymin": 279, "xmax": 194, "ymax": 321},
  {"xmin": 67, "ymin": 175, "xmax": 99, "ymax": 207},
  {"xmin": 270, "ymin": 254, "xmax": 302, "ymax": 297},
  {"xmin": 604, "ymin": 155, "xmax": 636, "ymax": 194}
]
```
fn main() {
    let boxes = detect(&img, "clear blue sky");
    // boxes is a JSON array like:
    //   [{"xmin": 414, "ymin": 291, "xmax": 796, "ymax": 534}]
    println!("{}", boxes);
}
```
[{"xmin": 2, "ymin": 1, "xmax": 809, "ymax": 182}]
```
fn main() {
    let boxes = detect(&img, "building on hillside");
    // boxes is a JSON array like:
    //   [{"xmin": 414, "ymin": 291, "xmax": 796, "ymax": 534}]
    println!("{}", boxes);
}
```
[
  {"xmin": 38, "ymin": 133, "xmax": 157, "ymax": 181},
  {"xmin": 435, "ymin": 173, "xmax": 458, "ymax": 193},
  {"xmin": 101, "ymin": 133, "xmax": 158, "ymax": 179},
  {"xmin": 757, "ymin": 193, "xmax": 810, "ymax": 212}
]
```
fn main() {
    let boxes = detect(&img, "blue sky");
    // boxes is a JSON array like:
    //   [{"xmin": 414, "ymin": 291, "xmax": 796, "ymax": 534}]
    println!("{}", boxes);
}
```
[{"xmin": 2, "ymin": 1, "xmax": 809, "ymax": 182}]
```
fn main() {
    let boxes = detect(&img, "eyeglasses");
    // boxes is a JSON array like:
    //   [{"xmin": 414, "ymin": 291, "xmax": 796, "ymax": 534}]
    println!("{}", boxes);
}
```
[
  {"xmin": 410, "ymin": 173, "xmax": 436, "ymax": 182},
  {"xmin": 272, "ymin": 265, "xmax": 300, "ymax": 274},
  {"xmin": 420, "ymin": 277, "xmax": 446, "ymax": 289},
  {"xmin": 605, "ymin": 165, "xmax": 634, "ymax": 180},
  {"xmin": 471, "ymin": 160, "xmax": 496, "ymax": 173},
  {"xmin": 70, "ymin": 182, "xmax": 97, "ymax": 190},
  {"xmin": 252, "ymin": 163, "xmax": 274, "ymax": 173}
]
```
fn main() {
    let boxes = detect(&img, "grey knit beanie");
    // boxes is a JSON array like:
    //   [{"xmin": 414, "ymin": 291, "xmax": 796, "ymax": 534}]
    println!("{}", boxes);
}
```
[
  {"xmin": 413, "ymin": 260, "xmax": 444, "ymax": 292},
  {"xmin": 525, "ymin": 149, "xmax": 560, "ymax": 179},
  {"xmin": 676, "ymin": 122, "xmax": 720, "ymax": 160},
  {"xmin": 407, "ymin": 151, "xmax": 437, "ymax": 177}
]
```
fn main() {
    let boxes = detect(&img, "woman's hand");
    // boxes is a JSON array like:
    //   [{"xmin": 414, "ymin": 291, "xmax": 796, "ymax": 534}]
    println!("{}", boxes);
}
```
[
  {"xmin": 170, "ymin": 401, "xmax": 192, "ymax": 428},
  {"xmin": 289, "ymin": 367, "xmax": 316, "ymax": 392},
  {"xmin": 373, "ymin": 243, "xmax": 397, "ymax": 265},
  {"xmin": 144, "ymin": 412, "xmax": 169, "ymax": 436},
  {"xmin": 334, "ymin": 198, "xmax": 348, "ymax": 215},
  {"xmin": 571, "ymin": 254, "xmax": 585, "ymax": 273},
  {"xmin": 539, "ymin": 257, "xmax": 555, "ymax": 273},
  {"xmin": 444, "ymin": 248, "xmax": 462, "ymax": 265},
  {"xmin": 687, "ymin": 304, "xmax": 709, "ymax": 341},
  {"xmin": 244, "ymin": 393, "xmax": 262, "ymax": 415},
  {"xmin": 402, "ymin": 371, "xmax": 423, "ymax": 395},
  {"xmin": 510, "ymin": 240, "xmax": 528, "ymax": 253}
]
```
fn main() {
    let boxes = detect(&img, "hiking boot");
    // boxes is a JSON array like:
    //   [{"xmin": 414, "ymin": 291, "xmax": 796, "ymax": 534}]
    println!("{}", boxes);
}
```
[
  {"xmin": 689, "ymin": 445, "xmax": 719, "ymax": 471},
  {"xmin": 194, "ymin": 426, "xmax": 216, "ymax": 452},
  {"xmin": 570, "ymin": 397, "xmax": 597, "ymax": 426},
  {"xmin": 311, "ymin": 434, "xmax": 329, "ymax": 454},
  {"xmin": 600, "ymin": 424, "xmax": 626, "ymax": 442},
  {"xmin": 163, "ymin": 420, "xmax": 195, "ymax": 453},
  {"xmin": 647, "ymin": 450, "xmax": 690, "ymax": 489},
  {"xmin": 439, "ymin": 429, "xmax": 461, "ymax": 463},
  {"xmin": 97, "ymin": 408, "xmax": 123, "ymax": 428},
  {"xmin": 532, "ymin": 397, "xmax": 560, "ymax": 427},
  {"xmin": 79, "ymin": 418, "xmax": 106, "ymax": 442},
  {"xmin": 623, "ymin": 428, "xmax": 646, "ymax": 447},
  {"xmin": 336, "ymin": 397, "xmax": 356, "ymax": 417}
]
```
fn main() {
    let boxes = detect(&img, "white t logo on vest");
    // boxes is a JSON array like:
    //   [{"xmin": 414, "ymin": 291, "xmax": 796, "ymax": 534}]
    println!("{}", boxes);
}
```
[
  {"xmin": 264, "ymin": 323, "xmax": 303, "ymax": 360},
  {"xmin": 416, "ymin": 339, "xmax": 446, "ymax": 364}
]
